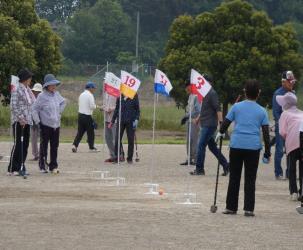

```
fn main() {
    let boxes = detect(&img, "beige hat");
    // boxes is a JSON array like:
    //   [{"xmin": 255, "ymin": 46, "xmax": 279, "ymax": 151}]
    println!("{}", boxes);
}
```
[{"xmin": 32, "ymin": 83, "xmax": 43, "ymax": 92}]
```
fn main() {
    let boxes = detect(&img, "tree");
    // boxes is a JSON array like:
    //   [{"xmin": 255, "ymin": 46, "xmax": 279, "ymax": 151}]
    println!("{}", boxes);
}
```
[
  {"xmin": 62, "ymin": 0, "xmax": 133, "ymax": 64},
  {"xmin": 0, "ymin": 0, "xmax": 62, "ymax": 104},
  {"xmin": 159, "ymin": 0, "xmax": 303, "ymax": 115}
]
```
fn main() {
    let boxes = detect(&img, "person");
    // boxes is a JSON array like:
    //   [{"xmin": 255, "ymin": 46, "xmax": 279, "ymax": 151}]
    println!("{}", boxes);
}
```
[
  {"xmin": 190, "ymin": 75, "xmax": 229, "ymax": 176},
  {"xmin": 272, "ymin": 71, "xmax": 296, "ymax": 180},
  {"xmin": 7, "ymin": 68, "xmax": 35, "ymax": 176},
  {"xmin": 217, "ymin": 79, "xmax": 271, "ymax": 217},
  {"xmin": 277, "ymin": 92, "xmax": 303, "ymax": 201},
  {"xmin": 32, "ymin": 74, "xmax": 66, "ymax": 174},
  {"xmin": 109, "ymin": 93, "xmax": 140, "ymax": 164},
  {"xmin": 180, "ymin": 82, "xmax": 201, "ymax": 166},
  {"xmin": 102, "ymin": 91, "xmax": 124, "ymax": 162},
  {"xmin": 72, "ymin": 82, "xmax": 98, "ymax": 153},
  {"xmin": 30, "ymin": 83, "xmax": 43, "ymax": 160}
]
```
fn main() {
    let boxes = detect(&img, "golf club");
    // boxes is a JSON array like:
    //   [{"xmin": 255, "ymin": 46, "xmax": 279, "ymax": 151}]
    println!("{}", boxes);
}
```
[
  {"xmin": 20, "ymin": 126, "xmax": 27, "ymax": 179},
  {"xmin": 134, "ymin": 132, "xmax": 139, "ymax": 162},
  {"xmin": 210, "ymin": 136, "xmax": 223, "ymax": 213}
]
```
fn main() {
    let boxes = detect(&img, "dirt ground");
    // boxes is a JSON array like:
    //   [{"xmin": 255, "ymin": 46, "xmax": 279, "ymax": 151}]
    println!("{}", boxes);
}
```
[{"xmin": 0, "ymin": 142, "xmax": 302, "ymax": 250}]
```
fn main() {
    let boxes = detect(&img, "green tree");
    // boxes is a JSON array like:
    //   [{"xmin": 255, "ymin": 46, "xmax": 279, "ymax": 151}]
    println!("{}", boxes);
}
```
[
  {"xmin": 62, "ymin": 0, "xmax": 133, "ymax": 64},
  {"xmin": 0, "ymin": 0, "xmax": 62, "ymax": 104},
  {"xmin": 159, "ymin": 0, "xmax": 303, "ymax": 114}
]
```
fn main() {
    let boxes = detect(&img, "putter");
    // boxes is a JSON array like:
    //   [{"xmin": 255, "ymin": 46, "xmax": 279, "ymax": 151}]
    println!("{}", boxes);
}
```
[
  {"xmin": 296, "ymin": 177, "xmax": 303, "ymax": 214},
  {"xmin": 210, "ymin": 136, "xmax": 223, "ymax": 213},
  {"xmin": 20, "ymin": 126, "xmax": 27, "ymax": 179},
  {"xmin": 134, "ymin": 132, "xmax": 139, "ymax": 162}
]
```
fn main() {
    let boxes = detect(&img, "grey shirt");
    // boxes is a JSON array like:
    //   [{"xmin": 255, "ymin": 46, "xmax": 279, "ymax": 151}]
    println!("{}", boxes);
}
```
[
  {"xmin": 32, "ymin": 90, "xmax": 66, "ymax": 129},
  {"xmin": 199, "ymin": 88, "xmax": 221, "ymax": 127}
]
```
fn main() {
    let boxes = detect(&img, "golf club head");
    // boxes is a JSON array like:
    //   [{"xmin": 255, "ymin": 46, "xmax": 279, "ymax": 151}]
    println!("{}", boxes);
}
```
[
  {"xmin": 135, "ymin": 158, "xmax": 140, "ymax": 162},
  {"xmin": 296, "ymin": 204, "xmax": 303, "ymax": 214},
  {"xmin": 210, "ymin": 205, "xmax": 217, "ymax": 213}
]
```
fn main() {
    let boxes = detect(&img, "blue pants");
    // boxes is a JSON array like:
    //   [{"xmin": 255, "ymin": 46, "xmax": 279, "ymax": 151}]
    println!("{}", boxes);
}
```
[
  {"xmin": 274, "ymin": 123, "xmax": 285, "ymax": 177},
  {"xmin": 196, "ymin": 126, "xmax": 229, "ymax": 173}
]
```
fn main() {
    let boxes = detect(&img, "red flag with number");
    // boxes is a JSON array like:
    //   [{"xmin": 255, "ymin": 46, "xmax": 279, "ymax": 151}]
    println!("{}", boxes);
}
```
[{"xmin": 190, "ymin": 69, "xmax": 212, "ymax": 103}]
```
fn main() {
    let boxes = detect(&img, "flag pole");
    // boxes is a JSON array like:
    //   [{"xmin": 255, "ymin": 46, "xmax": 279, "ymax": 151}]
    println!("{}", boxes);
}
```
[
  {"xmin": 151, "ymin": 92, "xmax": 157, "ymax": 184},
  {"xmin": 117, "ymin": 92, "xmax": 122, "ymax": 180},
  {"xmin": 102, "ymin": 62, "xmax": 108, "ymax": 166}
]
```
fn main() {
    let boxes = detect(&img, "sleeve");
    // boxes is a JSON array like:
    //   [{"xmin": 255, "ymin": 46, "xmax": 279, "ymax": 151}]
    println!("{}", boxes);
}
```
[
  {"xmin": 89, "ymin": 94, "xmax": 97, "ymax": 110},
  {"xmin": 279, "ymin": 113, "xmax": 287, "ymax": 139},
  {"xmin": 272, "ymin": 92, "xmax": 282, "ymax": 121},
  {"xmin": 226, "ymin": 105, "xmax": 235, "ymax": 122},
  {"xmin": 32, "ymin": 95, "xmax": 41, "ymax": 124},
  {"xmin": 210, "ymin": 91, "xmax": 221, "ymax": 112},
  {"xmin": 261, "ymin": 108, "xmax": 269, "ymax": 126},
  {"xmin": 11, "ymin": 89, "xmax": 25, "ymax": 123},
  {"xmin": 111, "ymin": 97, "xmax": 120, "ymax": 123},
  {"xmin": 58, "ymin": 93, "xmax": 66, "ymax": 114},
  {"xmin": 134, "ymin": 94, "xmax": 140, "ymax": 121}
]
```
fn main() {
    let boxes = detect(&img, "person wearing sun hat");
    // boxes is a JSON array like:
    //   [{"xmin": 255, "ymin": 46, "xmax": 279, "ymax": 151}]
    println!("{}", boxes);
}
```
[
  {"xmin": 32, "ymin": 74, "xmax": 66, "ymax": 174},
  {"xmin": 272, "ymin": 70, "xmax": 296, "ymax": 180},
  {"xmin": 30, "ymin": 83, "xmax": 43, "ymax": 161},
  {"xmin": 277, "ymin": 92, "xmax": 303, "ymax": 201},
  {"xmin": 7, "ymin": 68, "xmax": 35, "ymax": 176},
  {"xmin": 72, "ymin": 82, "xmax": 98, "ymax": 153}
]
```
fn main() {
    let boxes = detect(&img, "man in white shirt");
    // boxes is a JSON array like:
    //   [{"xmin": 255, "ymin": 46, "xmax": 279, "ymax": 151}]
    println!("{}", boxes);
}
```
[{"xmin": 72, "ymin": 82, "xmax": 97, "ymax": 152}]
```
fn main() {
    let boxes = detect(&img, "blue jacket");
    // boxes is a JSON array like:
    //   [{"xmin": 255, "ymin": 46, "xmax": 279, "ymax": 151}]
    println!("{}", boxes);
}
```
[{"xmin": 112, "ymin": 94, "xmax": 140, "ymax": 123}]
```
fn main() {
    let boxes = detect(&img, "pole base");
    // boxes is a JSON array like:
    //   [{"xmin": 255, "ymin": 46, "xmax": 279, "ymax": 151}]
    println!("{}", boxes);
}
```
[{"xmin": 210, "ymin": 205, "xmax": 217, "ymax": 213}]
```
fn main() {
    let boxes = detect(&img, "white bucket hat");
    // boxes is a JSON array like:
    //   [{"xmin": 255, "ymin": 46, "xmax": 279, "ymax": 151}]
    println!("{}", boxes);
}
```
[
  {"xmin": 276, "ymin": 92, "xmax": 297, "ymax": 110},
  {"xmin": 32, "ymin": 83, "xmax": 43, "ymax": 92}
]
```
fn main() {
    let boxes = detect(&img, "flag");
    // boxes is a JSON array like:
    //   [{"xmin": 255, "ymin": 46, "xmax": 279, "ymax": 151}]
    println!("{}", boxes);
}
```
[
  {"xmin": 104, "ymin": 72, "xmax": 121, "ymax": 97},
  {"xmin": 154, "ymin": 69, "xmax": 173, "ymax": 96},
  {"xmin": 190, "ymin": 69, "xmax": 212, "ymax": 102},
  {"xmin": 10, "ymin": 75, "xmax": 19, "ymax": 93},
  {"xmin": 120, "ymin": 70, "xmax": 141, "ymax": 99}
]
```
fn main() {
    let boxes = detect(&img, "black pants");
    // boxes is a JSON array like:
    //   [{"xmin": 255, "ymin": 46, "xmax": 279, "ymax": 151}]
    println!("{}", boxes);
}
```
[
  {"xmin": 115, "ymin": 121, "xmax": 134, "ymax": 161},
  {"xmin": 39, "ymin": 124, "xmax": 60, "ymax": 171},
  {"xmin": 288, "ymin": 148, "xmax": 303, "ymax": 195},
  {"xmin": 226, "ymin": 148, "xmax": 260, "ymax": 212},
  {"xmin": 73, "ymin": 113, "xmax": 95, "ymax": 149},
  {"xmin": 7, "ymin": 122, "xmax": 30, "ymax": 172}
]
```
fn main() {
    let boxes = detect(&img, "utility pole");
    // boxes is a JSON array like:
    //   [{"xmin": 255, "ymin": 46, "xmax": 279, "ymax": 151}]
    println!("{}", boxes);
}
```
[{"xmin": 133, "ymin": 11, "xmax": 140, "ymax": 73}]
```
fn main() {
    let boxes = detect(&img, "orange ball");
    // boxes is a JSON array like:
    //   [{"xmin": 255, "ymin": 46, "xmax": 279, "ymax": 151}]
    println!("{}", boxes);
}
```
[{"xmin": 159, "ymin": 189, "xmax": 164, "ymax": 195}]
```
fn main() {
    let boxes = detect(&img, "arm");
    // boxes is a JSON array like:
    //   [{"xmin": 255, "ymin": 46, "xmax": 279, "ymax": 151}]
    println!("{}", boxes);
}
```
[
  {"xmin": 262, "ymin": 125, "xmax": 271, "ymax": 158},
  {"xmin": 210, "ymin": 91, "xmax": 222, "ymax": 124},
  {"xmin": 32, "ymin": 95, "xmax": 41, "ymax": 125},
  {"xmin": 133, "ymin": 94, "xmax": 140, "ymax": 121},
  {"xmin": 217, "ymin": 111, "xmax": 223, "ymax": 124},
  {"xmin": 272, "ymin": 92, "xmax": 282, "ymax": 121},
  {"xmin": 59, "ymin": 94, "xmax": 66, "ymax": 114},
  {"xmin": 219, "ymin": 118, "xmax": 232, "ymax": 134}
]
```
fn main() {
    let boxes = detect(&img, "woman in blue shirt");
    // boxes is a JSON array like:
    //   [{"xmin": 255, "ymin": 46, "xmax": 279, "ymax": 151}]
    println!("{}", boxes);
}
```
[{"xmin": 217, "ymin": 80, "xmax": 271, "ymax": 216}]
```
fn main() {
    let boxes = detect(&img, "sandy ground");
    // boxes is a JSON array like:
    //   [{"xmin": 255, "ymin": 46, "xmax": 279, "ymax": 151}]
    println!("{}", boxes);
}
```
[{"xmin": 0, "ymin": 142, "xmax": 302, "ymax": 250}]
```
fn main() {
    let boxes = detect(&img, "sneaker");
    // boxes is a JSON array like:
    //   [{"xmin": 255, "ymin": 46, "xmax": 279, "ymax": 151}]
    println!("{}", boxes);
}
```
[
  {"xmin": 72, "ymin": 146, "xmax": 77, "ymax": 153},
  {"xmin": 104, "ymin": 158, "xmax": 115, "ymax": 163},
  {"xmin": 13, "ymin": 171, "xmax": 20, "ymax": 176},
  {"xmin": 190, "ymin": 169, "xmax": 205, "ymax": 176},
  {"xmin": 275, "ymin": 175, "xmax": 284, "ymax": 180},
  {"xmin": 6, "ymin": 172, "xmax": 12, "ymax": 176},
  {"xmin": 89, "ymin": 147, "xmax": 99, "ymax": 152},
  {"xmin": 244, "ymin": 211, "xmax": 255, "ymax": 217},
  {"xmin": 180, "ymin": 160, "xmax": 195, "ymax": 166},
  {"xmin": 222, "ymin": 209, "xmax": 237, "ymax": 215},
  {"xmin": 40, "ymin": 169, "xmax": 48, "ymax": 173},
  {"xmin": 50, "ymin": 168, "xmax": 59, "ymax": 174},
  {"xmin": 127, "ymin": 160, "xmax": 133, "ymax": 164},
  {"xmin": 290, "ymin": 193, "xmax": 298, "ymax": 201}
]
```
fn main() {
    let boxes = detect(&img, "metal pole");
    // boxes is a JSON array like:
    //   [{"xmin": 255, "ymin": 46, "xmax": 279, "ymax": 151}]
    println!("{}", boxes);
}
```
[
  {"xmin": 151, "ymin": 93, "xmax": 157, "ymax": 183},
  {"xmin": 117, "ymin": 93, "xmax": 122, "ymax": 178},
  {"xmin": 136, "ymin": 12, "xmax": 140, "ymax": 59},
  {"xmin": 186, "ymin": 97, "xmax": 192, "ymax": 194}
]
